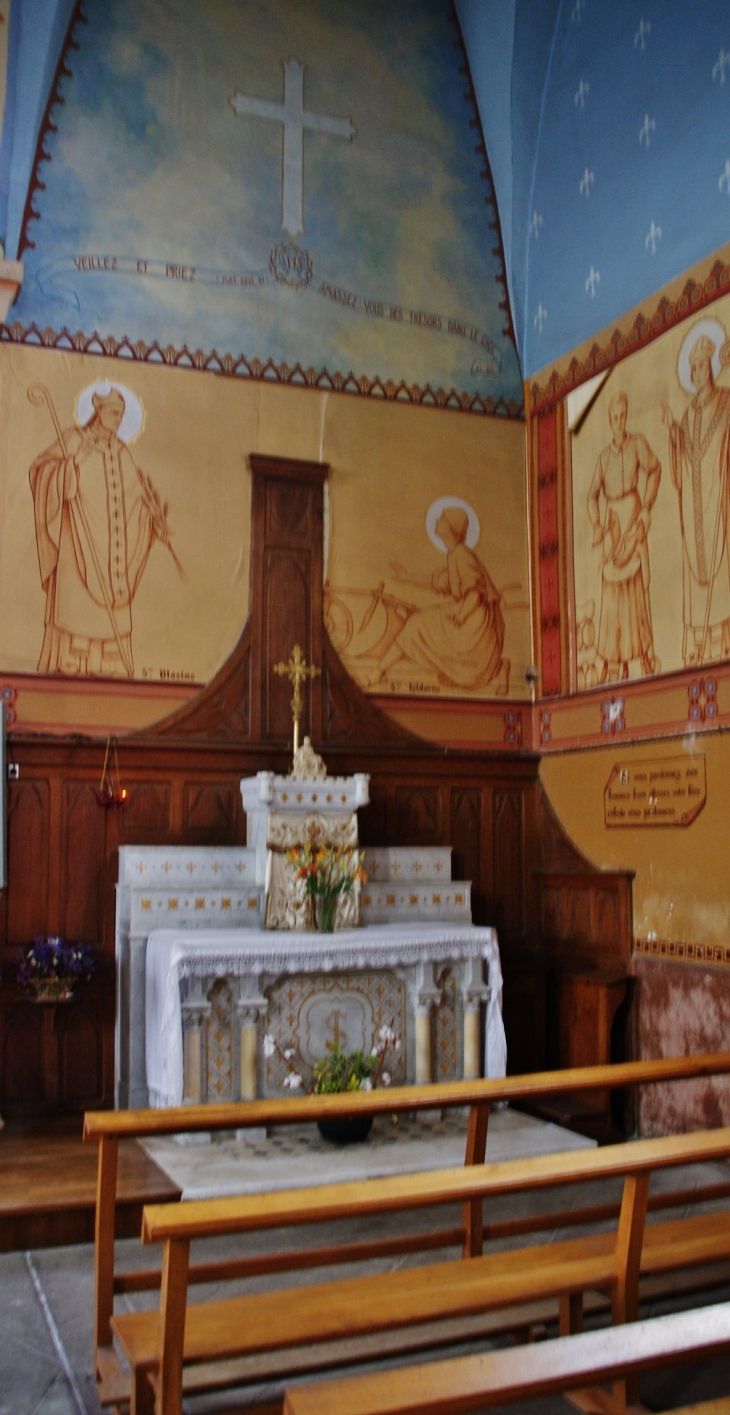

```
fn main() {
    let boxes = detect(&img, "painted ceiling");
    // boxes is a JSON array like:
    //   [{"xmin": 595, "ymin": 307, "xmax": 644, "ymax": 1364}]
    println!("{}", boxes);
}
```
[
  {"xmin": 0, "ymin": 0, "xmax": 522, "ymax": 413},
  {"xmin": 1, "ymin": 0, "xmax": 729, "ymax": 383}
]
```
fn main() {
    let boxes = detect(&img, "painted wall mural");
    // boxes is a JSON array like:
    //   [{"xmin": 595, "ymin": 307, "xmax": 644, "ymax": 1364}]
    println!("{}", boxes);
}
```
[
  {"xmin": 10, "ymin": 0, "xmax": 522, "ymax": 414},
  {"xmin": 324, "ymin": 398, "xmax": 531, "ymax": 704},
  {"xmin": 28, "ymin": 379, "xmax": 184, "ymax": 678},
  {"xmin": 0, "ymin": 343, "xmax": 531, "ymax": 730},
  {"xmin": 327, "ymin": 497, "xmax": 516, "ymax": 696},
  {"xmin": 572, "ymin": 296, "xmax": 730, "ymax": 687},
  {"xmin": 0, "ymin": 344, "xmax": 251, "ymax": 690}
]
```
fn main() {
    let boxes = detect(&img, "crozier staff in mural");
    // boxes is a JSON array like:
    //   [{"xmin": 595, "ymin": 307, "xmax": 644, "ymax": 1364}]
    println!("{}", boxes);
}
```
[
  {"xmin": 661, "ymin": 320, "xmax": 730, "ymax": 667},
  {"xmin": 28, "ymin": 381, "xmax": 179, "ymax": 677},
  {"xmin": 369, "ymin": 498, "xmax": 510, "ymax": 694},
  {"xmin": 587, "ymin": 391, "xmax": 661, "ymax": 682}
]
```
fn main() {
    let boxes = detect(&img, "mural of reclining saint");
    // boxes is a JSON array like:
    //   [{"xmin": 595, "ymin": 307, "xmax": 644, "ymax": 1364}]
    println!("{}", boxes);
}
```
[
  {"xmin": 328, "ymin": 498, "xmax": 512, "ymax": 695},
  {"xmin": 28, "ymin": 381, "xmax": 179, "ymax": 677}
]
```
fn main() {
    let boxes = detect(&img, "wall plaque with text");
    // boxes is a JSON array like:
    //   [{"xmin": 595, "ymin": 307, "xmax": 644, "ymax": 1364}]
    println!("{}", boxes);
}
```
[{"xmin": 604, "ymin": 755, "xmax": 706, "ymax": 828}]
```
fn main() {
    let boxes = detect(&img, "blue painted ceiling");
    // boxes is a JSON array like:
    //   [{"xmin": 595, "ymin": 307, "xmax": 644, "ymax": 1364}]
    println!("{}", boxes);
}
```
[{"xmin": 2, "ymin": 0, "xmax": 729, "ymax": 380}]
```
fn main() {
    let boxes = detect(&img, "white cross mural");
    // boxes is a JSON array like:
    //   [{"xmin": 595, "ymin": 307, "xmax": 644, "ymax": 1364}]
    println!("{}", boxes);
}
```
[
  {"xmin": 639, "ymin": 114, "xmax": 656, "ymax": 148},
  {"xmin": 585, "ymin": 266, "xmax": 601, "ymax": 297},
  {"xmin": 579, "ymin": 167, "xmax": 594, "ymax": 198},
  {"xmin": 645, "ymin": 221, "xmax": 662, "ymax": 254},
  {"xmin": 229, "ymin": 59, "xmax": 357, "ymax": 239},
  {"xmin": 713, "ymin": 49, "xmax": 730, "ymax": 84}
]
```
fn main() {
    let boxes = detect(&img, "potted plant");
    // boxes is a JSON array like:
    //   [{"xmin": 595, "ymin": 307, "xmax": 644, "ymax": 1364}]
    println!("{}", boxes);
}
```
[
  {"xmin": 263, "ymin": 1022, "xmax": 401, "ymax": 1143},
  {"xmin": 16, "ymin": 935, "xmax": 96, "ymax": 1002},
  {"xmin": 286, "ymin": 842, "xmax": 367, "ymax": 932}
]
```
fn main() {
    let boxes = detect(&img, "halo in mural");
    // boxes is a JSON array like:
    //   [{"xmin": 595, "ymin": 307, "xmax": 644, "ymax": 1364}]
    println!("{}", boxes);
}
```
[
  {"xmin": 426, "ymin": 496, "xmax": 480, "ymax": 553},
  {"xmin": 75, "ymin": 381, "xmax": 145, "ymax": 444},
  {"xmin": 677, "ymin": 318, "xmax": 726, "ymax": 393}
]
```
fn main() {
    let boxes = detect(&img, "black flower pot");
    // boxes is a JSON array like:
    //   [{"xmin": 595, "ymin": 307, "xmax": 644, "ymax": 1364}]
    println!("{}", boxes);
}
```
[{"xmin": 316, "ymin": 1115, "xmax": 374, "ymax": 1145}]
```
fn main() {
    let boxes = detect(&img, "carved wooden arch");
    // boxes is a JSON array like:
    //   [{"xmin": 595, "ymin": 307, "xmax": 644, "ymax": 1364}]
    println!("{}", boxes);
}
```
[{"xmin": 149, "ymin": 454, "xmax": 419, "ymax": 748}]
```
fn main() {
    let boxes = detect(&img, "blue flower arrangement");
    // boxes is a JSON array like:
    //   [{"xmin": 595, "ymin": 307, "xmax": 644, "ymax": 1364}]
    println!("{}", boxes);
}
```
[{"xmin": 16, "ymin": 936, "xmax": 96, "ymax": 1000}]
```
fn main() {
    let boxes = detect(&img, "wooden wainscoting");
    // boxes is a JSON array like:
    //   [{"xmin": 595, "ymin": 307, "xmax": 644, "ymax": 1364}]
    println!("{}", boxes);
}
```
[{"xmin": 0, "ymin": 456, "xmax": 633, "ymax": 1116}]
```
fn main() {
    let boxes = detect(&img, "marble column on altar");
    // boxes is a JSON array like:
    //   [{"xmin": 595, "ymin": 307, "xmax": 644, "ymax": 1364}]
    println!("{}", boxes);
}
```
[
  {"xmin": 236, "ymin": 976, "xmax": 268, "ymax": 1100},
  {"xmin": 414, "ymin": 961, "xmax": 442, "ymax": 1084},
  {"xmin": 181, "ymin": 979, "xmax": 211, "ymax": 1104},
  {"xmin": 462, "ymin": 956, "xmax": 492, "ymax": 1080}
]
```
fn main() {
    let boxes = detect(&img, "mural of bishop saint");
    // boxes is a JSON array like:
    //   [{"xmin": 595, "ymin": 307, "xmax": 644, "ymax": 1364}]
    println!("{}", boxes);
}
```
[{"xmin": 29, "ymin": 382, "xmax": 172, "ymax": 678}]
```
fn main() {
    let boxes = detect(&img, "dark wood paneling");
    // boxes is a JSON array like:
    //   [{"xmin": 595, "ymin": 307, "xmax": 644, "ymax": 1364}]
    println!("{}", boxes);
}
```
[
  {"xmin": 536, "ymin": 870, "xmax": 633, "ymax": 972},
  {"xmin": 0, "ymin": 453, "xmax": 632, "ymax": 1117},
  {"xmin": 60, "ymin": 1006, "xmax": 102, "ymax": 1105},
  {"xmin": 264, "ymin": 550, "xmax": 310, "ymax": 740},
  {"xmin": 451, "ymin": 788, "xmax": 482, "ymax": 916},
  {"xmin": 266, "ymin": 475, "xmax": 310, "ymax": 538},
  {"xmin": 3, "ymin": 1008, "xmax": 42, "ymax": 1104},
  {"xmin": 119, "ymin": 782, "xmax": 172, "ymax": 836},
  {"xmin": 183, "ymin": 781, "xmax": 236, "ymax": 840},
  {"xmin": 493, "ymin": 788, "xmax": 525, "ymax": 939},
  {"xmin": 6, "ymin": 780, "xmax": 50, "ymax": 942},
  {"xmin": 63, "ymin": 782, "xmax": 105, "ymax": 941},
  {"xmin": 394, "ymin": 786, "xmax": 443, "ymax": 845}
]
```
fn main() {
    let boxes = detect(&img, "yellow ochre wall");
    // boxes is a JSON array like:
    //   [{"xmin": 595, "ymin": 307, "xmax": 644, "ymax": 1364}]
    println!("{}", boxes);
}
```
[
  {"xmin": 541, "ymin": 733, "xmax": 730, "ymax": 953},
  {"xmin": 0, "ymin": 344, "xmax": 530, "ymax": 738}
]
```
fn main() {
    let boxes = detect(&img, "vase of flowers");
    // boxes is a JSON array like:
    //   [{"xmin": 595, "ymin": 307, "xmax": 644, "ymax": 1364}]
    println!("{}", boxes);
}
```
[
  {"xmin": 16, "ymin": 936, "xmax": 96, "ymax": 1003},
  {"xmin": 263, "ymin": 1021, "xmax": 401, "ymax": 1144},
  {"xmin": 286, "ymin": 842, "xmax": 367, "ymax": 932}
]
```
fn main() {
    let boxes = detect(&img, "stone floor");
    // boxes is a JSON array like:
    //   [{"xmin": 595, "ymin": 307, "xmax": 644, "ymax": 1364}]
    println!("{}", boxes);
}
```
[
  {"xmin": 2, "ymin": 1108, "xmax": 730, "ymax": 1415},
  {"xmin": 140, "ymin": 1104, "xmax": 595, "ymax": 1199}
]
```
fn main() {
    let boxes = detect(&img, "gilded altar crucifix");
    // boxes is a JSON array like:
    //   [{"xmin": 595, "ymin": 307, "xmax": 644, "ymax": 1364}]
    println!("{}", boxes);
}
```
[{"xmin": 273, "ymin": 643, "xmax": 320, "ymax": 755}]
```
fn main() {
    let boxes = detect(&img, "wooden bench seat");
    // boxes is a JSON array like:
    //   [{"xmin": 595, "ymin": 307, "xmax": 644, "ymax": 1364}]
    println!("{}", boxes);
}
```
[
  {"xmin": 112, "ymin": 1236, "xmax": 617, "ymax": 1371},
  {"xmin": 282, "ymin": 1298, "xmax": 730, "ymax": 1415},
  {"xmin": 84, "ymin": 1053, "xmax": 730, "ymax": 1409},
  {"xmin": 110, "ymin": 1209, "xmax": 730, "ymax": 1391},
  {"xmin": 111, "ymin": 1126, "xmax": 730, "ymax": 1415}
]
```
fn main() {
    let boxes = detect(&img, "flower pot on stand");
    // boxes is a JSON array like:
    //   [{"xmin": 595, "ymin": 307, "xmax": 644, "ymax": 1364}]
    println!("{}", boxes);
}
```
[
  {"xmin": 317, "ymin": 1115, "xmax": 374, "ymax": 1145},
  {"xmin": 32, "ymin": 978, "xmax": 76, "ymax": 1003}
]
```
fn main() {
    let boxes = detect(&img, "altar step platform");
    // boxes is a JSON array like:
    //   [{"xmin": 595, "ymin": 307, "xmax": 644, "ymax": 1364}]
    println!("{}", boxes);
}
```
[{"xmin": 140, "ymin": 1106, "xmax": 595, "ymax": 1201}]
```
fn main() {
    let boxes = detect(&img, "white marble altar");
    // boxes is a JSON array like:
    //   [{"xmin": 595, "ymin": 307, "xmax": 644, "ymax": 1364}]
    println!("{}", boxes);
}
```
[
  {"xmin": 116, "ymin": 753, "xmax": 497, "ymax": 1110},
  {"xmin": 116, "ymin": 845, "xmax": 263, "ymax": 1107},
  {"xmin": 145, "ymin": 924, "xmax": 505, "ymax": 1108},
  {"xmin": 117, "ymin": 848, "xmax": 472, "ymax": 1106}
]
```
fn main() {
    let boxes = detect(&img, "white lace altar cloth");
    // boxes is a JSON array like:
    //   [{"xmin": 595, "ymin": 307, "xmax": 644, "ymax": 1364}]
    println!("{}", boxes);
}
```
[{"xmin": 146, "ymin": 923, "xmax": 505, "ymax": 1108}]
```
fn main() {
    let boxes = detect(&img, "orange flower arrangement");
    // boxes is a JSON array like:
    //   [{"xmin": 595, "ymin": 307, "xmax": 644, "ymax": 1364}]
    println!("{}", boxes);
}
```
[{"xmin": 286, "ymin": 843, "xmax": 367, "ymax": 932}]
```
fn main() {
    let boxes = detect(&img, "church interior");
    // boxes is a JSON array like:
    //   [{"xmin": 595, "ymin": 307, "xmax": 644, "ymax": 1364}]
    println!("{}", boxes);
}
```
[{"xmin": 3, "ymin": 0, "xmax": 730, "ymax": 1411}]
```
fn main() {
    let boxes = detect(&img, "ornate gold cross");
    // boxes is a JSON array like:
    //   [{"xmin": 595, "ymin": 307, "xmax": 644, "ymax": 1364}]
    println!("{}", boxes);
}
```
[{"xmin": 273, "ymin": 643, "xmax": 320, "ymax": 754}]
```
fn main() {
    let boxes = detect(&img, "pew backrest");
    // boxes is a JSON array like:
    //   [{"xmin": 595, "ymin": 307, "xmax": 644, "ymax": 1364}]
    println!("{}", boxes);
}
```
[
  {"xmin": 84, "ymin": 1050, "xmax": 730, "ymax": 1374},
  {"xmin": 130, "ymin": 1125, "xmax": 730, "ymax": 1415},
  {"xmin": 282, "ymin": 1299, "xmax": 730, "ymax": 1415},
  {"xmin": 140, "ymin": 1124, "xmax": 730, "ymax": 1245}
]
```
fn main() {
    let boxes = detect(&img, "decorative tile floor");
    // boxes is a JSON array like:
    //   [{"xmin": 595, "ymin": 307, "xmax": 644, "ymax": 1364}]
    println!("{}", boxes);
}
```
[
  {"xmin": 2, "ymin": 1110, "xmax": 730, "ymax": 1415},
  {"xmin": 140, "ymin": 1105, "xmax": 594, "ymax": 1200}
]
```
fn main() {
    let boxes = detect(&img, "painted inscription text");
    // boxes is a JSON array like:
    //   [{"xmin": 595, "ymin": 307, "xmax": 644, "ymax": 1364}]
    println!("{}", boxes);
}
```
[{"xmin": 604, "ymin": 755, "xmax": 706, "ymax": 828}]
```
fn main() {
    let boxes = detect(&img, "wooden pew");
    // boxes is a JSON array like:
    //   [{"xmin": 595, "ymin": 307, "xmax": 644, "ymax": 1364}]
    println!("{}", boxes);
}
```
[
  {"xmin": 84, "ymin": 1052, "xmax": 730, "ymax": 1402},
  {"xmin": 111, "ymin": 1125, "xmax": 730, "ymax": 1415},
  {"xmin": 282, "ymin": 1299, "xmax": 730, "ymax": 1415}
]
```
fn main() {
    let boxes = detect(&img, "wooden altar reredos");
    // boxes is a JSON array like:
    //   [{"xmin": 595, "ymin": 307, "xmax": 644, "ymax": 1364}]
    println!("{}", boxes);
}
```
[{"xmin": 0, "ymin": 454, "xmax": 633, "ymax": 1118}]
